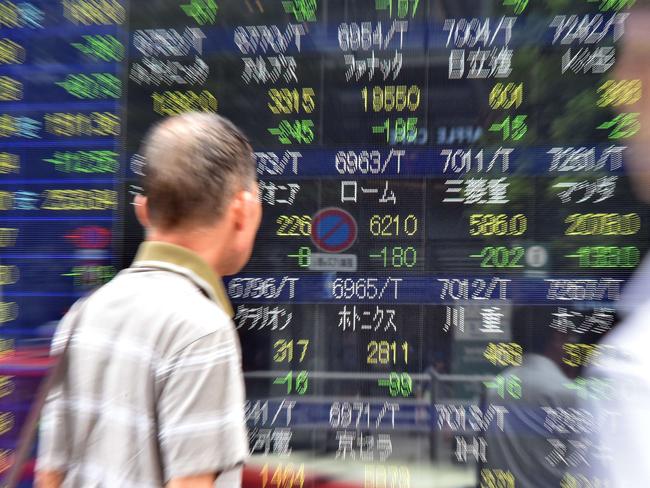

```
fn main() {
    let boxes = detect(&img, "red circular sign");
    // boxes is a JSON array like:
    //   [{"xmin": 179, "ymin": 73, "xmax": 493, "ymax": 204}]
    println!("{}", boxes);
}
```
[
  {"xmin": 311, "ymin": 208, "xmax": 357, "ymax": 253},
  {"xmin": 65, "ymin": 226, "xmax": 111, "ymax": 249}
]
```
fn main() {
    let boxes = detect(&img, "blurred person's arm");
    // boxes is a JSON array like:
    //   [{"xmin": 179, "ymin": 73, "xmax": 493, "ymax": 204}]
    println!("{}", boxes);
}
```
[
  {"xmin": 35, "ymin": 470, "xmax": 64, "ymax": 488},
  {"xmin": 166, "ymin": 473, "xmax": 217, "ymax": 488},
  {"xmin": 35, "ymin": 381, "xmax": 68, "ymax": 486},
  {"xmin": 585, "ymin": 365, "xmax": 650, "ymax": 484},
  {"xmin": 583, "ymin": 324, "xmax": 650, "ymax": 486},
  {"xmin": 157, "ymin": 323, "xmax": 248, "ymax": 485},
  {"xmin": 35, "ymin": 304, "xmax": 82, "ymax": 487}
]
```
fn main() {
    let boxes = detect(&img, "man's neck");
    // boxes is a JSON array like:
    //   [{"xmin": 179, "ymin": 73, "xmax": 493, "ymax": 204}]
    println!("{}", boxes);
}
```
[{"xmin": 146, "ymin": 227, "xmax": 227, "ymax": 276}]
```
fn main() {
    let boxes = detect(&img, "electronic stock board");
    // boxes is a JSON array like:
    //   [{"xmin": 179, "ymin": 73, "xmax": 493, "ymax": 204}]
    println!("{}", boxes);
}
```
[{"xmin": 0, "ymin": 0, "xmax": 644, "ymax": 486}]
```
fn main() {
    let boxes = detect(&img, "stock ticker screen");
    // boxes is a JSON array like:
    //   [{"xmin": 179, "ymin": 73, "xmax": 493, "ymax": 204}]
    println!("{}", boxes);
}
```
[{"xmin": 0, "ymin": 0, "xmax": 644, "ymax": 487}]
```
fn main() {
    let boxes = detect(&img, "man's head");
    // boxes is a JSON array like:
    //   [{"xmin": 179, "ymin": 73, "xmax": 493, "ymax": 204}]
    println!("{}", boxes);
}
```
[
  {"xmin": 513, "ymin": 310, "xmax": 569, "ymax": 368},
  {"xmin": 134, "ymin": 112, "xmax": 261, "ymax": 276}
]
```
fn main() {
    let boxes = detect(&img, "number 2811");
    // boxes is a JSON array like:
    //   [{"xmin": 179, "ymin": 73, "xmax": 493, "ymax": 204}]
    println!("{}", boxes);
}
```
[{"xmin": 368, "ymin": 341, "xmax": 408, "ymax": 365}]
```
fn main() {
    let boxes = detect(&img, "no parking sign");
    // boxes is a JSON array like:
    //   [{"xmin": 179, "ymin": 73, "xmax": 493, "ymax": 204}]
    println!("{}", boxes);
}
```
[{"xmin": 310, "ymin": 208, "xmax": 357, "ymax": 253}]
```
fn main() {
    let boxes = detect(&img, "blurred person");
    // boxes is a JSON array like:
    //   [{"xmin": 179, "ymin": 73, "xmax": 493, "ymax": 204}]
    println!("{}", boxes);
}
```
[
  {"xmin": 35, "ymin": 113, "xmax": 262, "ymax": 488},
  {"xmin": 581, "ymin": 3, "xmax": 650, "ymax": 486},
  {"xmin": 483, "ymin": 317, "xmax": 580, "ymax": 488}
]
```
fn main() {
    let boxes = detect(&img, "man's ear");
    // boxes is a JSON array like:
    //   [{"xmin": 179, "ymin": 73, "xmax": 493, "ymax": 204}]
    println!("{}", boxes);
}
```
[
  {"xmin": 134, "ymin": 194, "xmax": 151, "ymax": 228},
  {"xmin": 230, "ymin": 190, "xmax": 254, "ymax": 231}
]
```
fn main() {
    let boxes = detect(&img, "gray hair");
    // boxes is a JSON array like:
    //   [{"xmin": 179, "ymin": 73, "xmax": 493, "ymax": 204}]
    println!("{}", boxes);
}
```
[{"xmin": 139, "ymin": 112, "xmax": 256, "ymax": 230}]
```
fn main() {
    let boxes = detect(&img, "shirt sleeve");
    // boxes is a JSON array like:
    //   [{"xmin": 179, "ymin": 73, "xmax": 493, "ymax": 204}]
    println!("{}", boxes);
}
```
[
  {"xmin": 584, "ymin": 349, "xmax": 650, "ymax": 486},
  {"xmin": 156, "ymin": 324, "xmax": 249, "ymax": 482},
  {"xmin": 36, "ymin": 301, "xmax": 81, "ymax": 473},
  {"xmin": 36, "ymin": 372, "xmax": 68, "ymax": 472}
]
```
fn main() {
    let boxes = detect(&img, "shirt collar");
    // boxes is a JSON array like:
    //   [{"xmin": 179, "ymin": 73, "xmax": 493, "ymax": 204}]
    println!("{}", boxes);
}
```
[{"xmin": 132, "ymin": 241, "xmax": 234, "ymax": 317}]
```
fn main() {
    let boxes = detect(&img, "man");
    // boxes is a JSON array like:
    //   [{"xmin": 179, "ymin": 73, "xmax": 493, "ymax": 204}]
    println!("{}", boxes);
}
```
[
  {"xmin": 582, "ymin": 3, "xmax": 650, "ymax": 486},
  {"xmin": 35, "ymin": 112, "xmax": 262, "ymax": 487}
]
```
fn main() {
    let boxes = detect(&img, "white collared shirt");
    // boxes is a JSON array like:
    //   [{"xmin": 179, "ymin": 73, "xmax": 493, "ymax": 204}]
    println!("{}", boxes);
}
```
[
  {"xmin": 584, "ymin": 257, "xmax": 650, "ymax": 486},
  {"xmin": 37, "ymin": 243, "xmax": 248, "ymax": 487}
]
